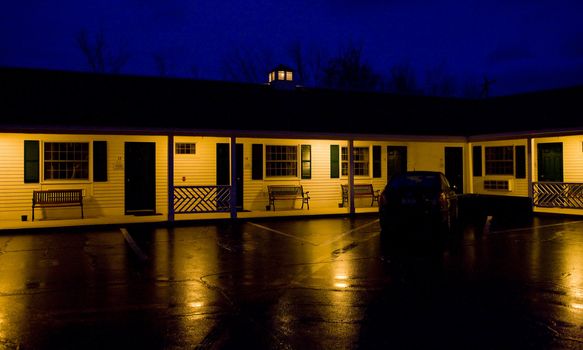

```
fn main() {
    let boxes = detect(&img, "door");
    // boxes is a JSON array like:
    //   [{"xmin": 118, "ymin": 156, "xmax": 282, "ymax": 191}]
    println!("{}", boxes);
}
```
[
  {"xmin": 445, "ymin": 147, "xmax": 463, "ymax": 194},
  {"xmin": 216, "ymin": 143, "xmax": 244, "ymax": 210},
  {"xmin": 538, "ymin": 142, "xmax": 563, "ymax": 182},
  {"xmin": 125, "ymin": 142, "xmax": 156, "ymax": 214},
  {"xmin": 387, "ymin": 146, "xmax": 407, "ymax": 181}
]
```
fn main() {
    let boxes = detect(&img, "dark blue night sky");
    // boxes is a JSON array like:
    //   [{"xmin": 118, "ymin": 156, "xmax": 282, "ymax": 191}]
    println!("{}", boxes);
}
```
[{"xmin": 2, "ymin": 0, "xmax": 583, "ymax": 96}]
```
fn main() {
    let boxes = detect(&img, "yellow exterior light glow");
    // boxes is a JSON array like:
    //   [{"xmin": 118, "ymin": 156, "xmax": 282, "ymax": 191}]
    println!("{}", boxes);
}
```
[{"xmin": 189, "ymin": 302, "xmax": 204, "ymax": 308}]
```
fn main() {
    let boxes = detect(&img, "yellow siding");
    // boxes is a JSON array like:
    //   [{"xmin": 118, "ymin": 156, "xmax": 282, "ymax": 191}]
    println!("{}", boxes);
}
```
[
  {"xmin": 173, "ymin": 136, "xmax": 230, "ymax": 186},
  {"xmin": 470, "ymin": 139, "xmax": 529, "ymax": 197},
  {"xmin": 532, "ymin": 135, "xmax": 583, "ymax": 216},
  {"xmin": 0, "ymin": 133, "xmax": 168, "ymax": 223},
  {"xmin": 534, "ymin": 135, "xmax": 583, "ymax": 183},
  {"xmin": 1, "ymin": 131, "xmax": 467, "ymax": 225},
  {"xmin": 220, "ymin": 138, "xmax": 466, "ymax": 211}
]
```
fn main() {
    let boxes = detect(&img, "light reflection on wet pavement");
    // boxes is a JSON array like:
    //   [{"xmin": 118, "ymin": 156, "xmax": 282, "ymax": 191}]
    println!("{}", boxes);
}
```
[{"xmin": 0, "ymin": 215, "xmax": 582, "ymax": 349}]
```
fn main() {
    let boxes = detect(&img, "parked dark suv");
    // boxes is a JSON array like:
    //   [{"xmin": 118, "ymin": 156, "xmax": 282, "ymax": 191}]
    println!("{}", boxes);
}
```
[{"xmin": 379, "ymin": 171, "xmax": 459, "ymax": 251}]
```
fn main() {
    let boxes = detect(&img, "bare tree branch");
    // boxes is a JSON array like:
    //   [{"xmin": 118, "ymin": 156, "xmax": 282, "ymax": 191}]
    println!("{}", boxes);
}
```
[
  {"xmin": 321, "ymin": 42, "xmax": 380, "ymax": 91},
  {"xmin": 389, "ymin": 61, "xmax": 418, "ymax": 95},
  {"xmin": 221, "ymin": 46, "xmax": 274, "ymax": 83},
  {"xmin": 75, "ymin": 28, "xmax": 129, "ymax": 74}
]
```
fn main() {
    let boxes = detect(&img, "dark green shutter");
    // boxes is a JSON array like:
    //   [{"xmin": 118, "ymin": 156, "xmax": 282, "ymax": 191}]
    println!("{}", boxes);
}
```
[
  {"xmin": 252, "ymin": 144, "xmax": 263, "ymax": 180},
  {"xmin": 93, "ymin": 141, "xmax": 108, "ymax": 182},
  {"xmin": 330, "ymin": 145, "xmax": 340, "ymax": 178},
  {"xmin": 301, "ymin": 145, "xmax": 311, "ymax": 179},
  {"xmin": 472, "ymin": 146, "xmax": 482, "ymax": 177},
  {"xmin": 515, "ymin": 145, "xmax": 526, "ymax": 179},
  {"xmin": 216, "ymin": 143, "xmax": 230, "ymax": 185},
  {"xmin": 372, "ymin": 145, "xmax": 381, "ymax": 178},
  {"xmin": 24, "ymin": 140, "xmax": 39, "ymax": 183}
]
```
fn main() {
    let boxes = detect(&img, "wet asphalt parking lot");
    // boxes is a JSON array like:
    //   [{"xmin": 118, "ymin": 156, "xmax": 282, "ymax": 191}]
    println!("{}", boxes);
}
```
[{"xmin": 0, "ymin": 214, "xmax": 582, "ymax": 349}]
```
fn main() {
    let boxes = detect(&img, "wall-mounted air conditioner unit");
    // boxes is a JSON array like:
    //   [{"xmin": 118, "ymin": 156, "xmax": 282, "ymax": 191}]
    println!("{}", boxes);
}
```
[{"xmin": 484, "ymin": 179, "xmax": 513, "ymax": 192}]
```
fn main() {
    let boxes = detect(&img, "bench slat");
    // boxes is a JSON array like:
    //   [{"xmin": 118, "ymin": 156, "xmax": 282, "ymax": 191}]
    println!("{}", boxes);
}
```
[
  {"xmin": 340, "ymin": 184, "xmax": 379, "ymax": 207},
  {"xmin": 267, "ymin": 185, "xmax": 310, "ymax": 211},
  {"xmin": 32, "ymin": 190, "xmax": 84, "ymax": 221}
]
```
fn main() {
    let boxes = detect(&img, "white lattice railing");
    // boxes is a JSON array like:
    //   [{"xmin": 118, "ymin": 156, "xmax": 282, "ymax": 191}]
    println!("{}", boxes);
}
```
[
  {"xmin": 532, "ymin": 182, "xmax": 583, "ymax": 209},
  {"xmin": 174, "ymin": 186, "xmax": 231, "ymax": 213}
]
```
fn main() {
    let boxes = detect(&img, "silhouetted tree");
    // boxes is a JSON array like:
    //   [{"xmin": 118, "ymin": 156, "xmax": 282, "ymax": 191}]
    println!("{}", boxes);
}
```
[
  {"xmin": 480, "ymin": 75, "xmax": 496, "ymax": 98},
  {"xmin": 75, "ymin": 28, "xmax": 129, "ymax": 74},
  {"xmin": 389, "ymin": 61, "xmax": 418, "ymax": 95},
  {"xmin": 286, "ymin": 40, "xmax": 329, "ymax": 87},
  {"xmin": 460, "ymin": 76, "xmax": 482, "ymax": 98},
  {"xmin": 221, "ymin": 46, "xmax": 274, "ymax": 83},
  {"xmin": 424, "ymin": 62, "xmax": 457, "ymax": 97},
  {"xmin": 287, "ymin": 40, "xmax": 306, "ymax": 86},
  {"xmin": 321, "ymin": 43, "xmax": 380, "ymax": 91}
]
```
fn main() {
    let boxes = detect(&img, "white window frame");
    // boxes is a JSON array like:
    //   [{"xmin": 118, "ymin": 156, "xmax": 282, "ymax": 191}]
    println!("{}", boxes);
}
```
[
  {"xmin": 485, "ymin": 146, "xmax": 514, "ymax": 176},
  {"xmin": 43, "ymin": 141, "xmax": 90, "ymax": 181},
  {"xmin": 341, "ymin": 146, "xmax": 370, "ymax": 177},
  {"xmin": 265, "ymin": 145, "xmax": 298, "ymax": 178},
  {"xmin": 175, "ymin": 143, "xmax": 196, "ymax": 155}
]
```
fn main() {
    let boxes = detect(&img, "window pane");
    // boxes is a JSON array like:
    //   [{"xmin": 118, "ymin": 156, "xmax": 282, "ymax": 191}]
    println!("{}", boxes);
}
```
[
  {"xmin": 44, "ymin": 142, "xmax": 89, "ymax": 180},
  {"xmin": 266, "ymin": 145, "xmax": 297, "ymax": 177},
  {"xmin": 341, "ymin": 146, "xmax": 370, "ymax": 176},
  {"xmin": 301, "ymin": 145, "xmax": 311, "ymax": 179},
  {"xmin": 176, "ymin": 143, "xmax": 196, "ymax": 154},
  {"xmin": 485, "ymin": 146, "xmax": 514, "ymax": 175}
]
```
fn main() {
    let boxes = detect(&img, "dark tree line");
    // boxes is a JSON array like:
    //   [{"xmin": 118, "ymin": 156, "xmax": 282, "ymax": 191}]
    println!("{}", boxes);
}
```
[{"xmin": 75, "ymin": 28, "xmax": 489, "ymax": 98}]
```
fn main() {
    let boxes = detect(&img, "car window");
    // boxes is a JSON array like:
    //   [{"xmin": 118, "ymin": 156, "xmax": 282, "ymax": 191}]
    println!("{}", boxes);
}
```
[
  {"xmin": 440, "ymin": 174, "xmax": 451, "ymax": 191},
  {"xmin": 389, "ymin": 173, "xmax": 441, "ymax": 190}
]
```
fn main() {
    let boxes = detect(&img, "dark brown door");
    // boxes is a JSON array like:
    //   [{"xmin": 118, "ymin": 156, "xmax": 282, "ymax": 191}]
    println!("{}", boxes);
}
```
[
  {"xmin": 125, "ymin": 142, "xmax": 156, "ymax": 214},
  {"xmin": 217, "ymin": 143, "xmax": 244, "ymax": 210},
  {"xmin": 445, "ymin": 147, "xmax": 463, "ymax": 194},
  {"xmin": 387, "ymin": 146, "xmax": 407, "ymax": 181}
]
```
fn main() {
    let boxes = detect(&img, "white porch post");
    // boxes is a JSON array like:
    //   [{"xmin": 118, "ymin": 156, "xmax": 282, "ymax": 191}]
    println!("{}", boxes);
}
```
[
  {"xmin": 467, "ymin": 142, "xmax": 474, "ymax": 194},
  {"xmin": 230, "ymin": 136, "xmax": 238, "ymax": 219},
  {"xmin": 168, "ymin": 133, "xmax": 175, "ymax": 223},
  {"xmin": 527, "ymin": 137, "xmax": 533, "ymax": 200},
  {"xmin": 349, "ymin": 139, "xmax": 355, "ymax": 215}
]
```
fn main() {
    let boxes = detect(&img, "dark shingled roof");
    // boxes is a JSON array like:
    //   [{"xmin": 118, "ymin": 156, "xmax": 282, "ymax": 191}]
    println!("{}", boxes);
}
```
[{"xmin": 1, "ymin": 67, "xmax": 583, "ymax": 137}]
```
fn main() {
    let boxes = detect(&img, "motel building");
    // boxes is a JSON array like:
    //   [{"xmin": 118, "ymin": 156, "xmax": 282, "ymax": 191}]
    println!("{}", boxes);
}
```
[{"xmin": 0, "ymin": 66, "xmax": 582, "ymax": 230}]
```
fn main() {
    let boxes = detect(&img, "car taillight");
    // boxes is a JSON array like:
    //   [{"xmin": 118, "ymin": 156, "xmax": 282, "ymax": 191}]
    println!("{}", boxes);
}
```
[{"xmin": 439, "ymin": 192, "xmax": 448, "ymax": 209}]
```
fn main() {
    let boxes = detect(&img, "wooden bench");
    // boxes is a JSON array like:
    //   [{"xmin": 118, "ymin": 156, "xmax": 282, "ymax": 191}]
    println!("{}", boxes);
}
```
[
  {"xmin": 267, "ymin": 185, "xmax": 310, "ymax": 211},
  {"xmin": 341, "ymin": 184, "xmax": 380, "ymax": 207},
  {"xmin": 32, "ymin": 189, "xmax": 84, "ymax": 221}
]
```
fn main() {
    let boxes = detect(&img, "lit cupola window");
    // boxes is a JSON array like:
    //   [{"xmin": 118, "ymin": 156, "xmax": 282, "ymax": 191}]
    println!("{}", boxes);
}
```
[{"xmin": 268, "ymin": 64, "xmax": 295, "ymax": 87}]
